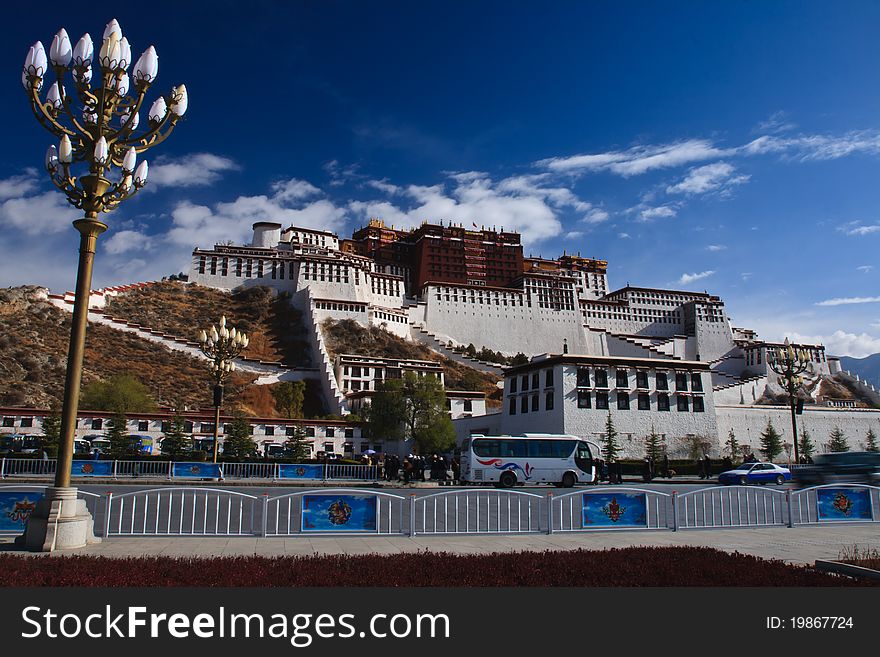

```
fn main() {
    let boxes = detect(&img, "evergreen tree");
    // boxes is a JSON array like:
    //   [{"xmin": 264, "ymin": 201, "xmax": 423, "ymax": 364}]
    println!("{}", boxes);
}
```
[
  {"xmin": 40, "ymin": 401, "xmax": 61, "ymax": 457},
  {"xmin": 644, "ymin": 425, "xmax": 663, "ymax": 464},
  {"xmin": 601, "ymin": 411, "xmax": 620, "ymax": 461},
  {"xmin": 827, "ymin": 426, "xmax": 850, "ymax": 452},
  {"xmin": 283, "ymin": 426, "xmax": 312, "ymax": 460},
  {"xmin": 798, "ymin": 428, "xmax": 816, "ymax": 461},
  {"xmin": 160, "ymin": 409, "xmax": 190, "ymax": 460},
  {"xmin": 724, "ymin": 429, "xmax": 739, "ymax": 461},
  {"xmin": 866, "ymin": 428, "xmax": 879, "ymax": 453},
  {"xmin": 81, "ymin": 374, "xmax": 157, "ymax": 413},
  {"xmin": 402, "ymin": 372, "xmax": 456, "ymax": 454},
  {"xmin": 223, "ymin": 413, "xmax": 257, "ymax": 460},
  {"xmin": 759, "ymin": 419, "xmax": 783, "ymax": 461},
  {"xmin": 272, "ymin": 381, "xmax": 305, "ymax": 419},
  {"xmin": 107, "ymin": 412, "xmax": 134, "ymax": 459}
]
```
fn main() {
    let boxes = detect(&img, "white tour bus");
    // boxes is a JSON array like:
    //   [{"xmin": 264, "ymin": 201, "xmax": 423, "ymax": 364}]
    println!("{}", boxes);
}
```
[{"xmin": 460, "ymin": 434, "xmax": 598, "ymax": 488}]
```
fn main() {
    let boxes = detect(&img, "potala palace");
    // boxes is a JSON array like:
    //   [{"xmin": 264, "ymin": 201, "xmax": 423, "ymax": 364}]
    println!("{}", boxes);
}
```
[{"xmin": 184, "ymin": 219, "xmax": 880, "ymax": 458}]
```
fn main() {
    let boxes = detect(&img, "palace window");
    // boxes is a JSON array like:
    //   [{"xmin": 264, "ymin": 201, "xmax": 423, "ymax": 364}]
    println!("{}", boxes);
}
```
[
  {"xmin": 636, "ymin": 371, "xmax": 649, "ymax": 389},
  {"xmin": 658, "ymin": 394, "xmax": 670, "ymax": 411},
  {"xmin": 595, "ymin": 392, "xmax": 609, "ymax": 410},
  {"xmin": 577, "ymin": 368, "xmax": 590, "ymax": 387},
  {"xmin": 691, "ymin": 373, "xmax": 703, "ymax": 392},
  {"xmin": 693, "ymin": 397, "xmax": 705, "ymax": 413},
  {"xmin": 638, "ymin": 393, "xmax": 650, "ymax": 410},
  {"xmin": 594, "ymin": 369, "xmax": 608, "ymax": 388},
  {"xmin": 617, "ymin": 393, "xmax": 630, "ymax": 410},
  {"xmin": 616, "ymin": 370, "xmax": 629, "ymax": 388},
  {"xmin": 677, "ymin": 395, "xmax": 689, "ymax": 412},
  {"xmin": 545, "ymin": 392, "xmax": 554, "ymax": 411},
  {"xmin": 531, "ymin": 395, "xmax": 539, "ymax": 412},
  {"xmin": 577, "ymin": 390, "xmax": 591, "ymax": 408},
  {"xmin": 675, "ymin": 373, "xmax": 688, "ymax": 391},
  {"xmin": 656, "ymin": 372, "xmax": 668, "ymax": 390}
]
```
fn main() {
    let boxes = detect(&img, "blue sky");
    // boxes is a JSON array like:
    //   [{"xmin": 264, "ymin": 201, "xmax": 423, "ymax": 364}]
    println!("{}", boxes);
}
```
[{"xmin": 1, "ymin": 2, "xmax": 879, "ymax": 356}]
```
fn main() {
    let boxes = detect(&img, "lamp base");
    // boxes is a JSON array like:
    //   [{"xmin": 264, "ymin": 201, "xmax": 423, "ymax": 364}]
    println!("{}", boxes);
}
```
[{"xmin": 15, "ymin": 486, "xmax": 101, "ymax": 552}]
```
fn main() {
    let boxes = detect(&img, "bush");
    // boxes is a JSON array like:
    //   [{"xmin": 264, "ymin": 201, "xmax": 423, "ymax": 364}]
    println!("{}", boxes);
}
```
[{"xmin": 0, "ymin": 548, "xmax": 872, "ymax": 587}]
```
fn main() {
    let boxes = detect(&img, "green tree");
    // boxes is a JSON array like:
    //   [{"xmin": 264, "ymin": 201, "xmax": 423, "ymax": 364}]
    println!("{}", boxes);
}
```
[
  {"xmin": 107, "ymin": 412, "xmax": 135, "ymax": 459},
  {"xmin": 222, "ymin": 413, "xmax": 257, "ymax": 460},
  {"xmin": 601, "ymin": 411, "xmax": 620, "ymax": 461},
  {"xmin": 798, "ymin": 428, "xmax": 816, "ymax": 461},
  {"xmin": 465, "ymin": 343, "xmax": 477, "ymax": 359},
  {"xmin": 160, "ymin": 409, "xmax": 190, "ymax": 460},
  {"xmin": 272, "ymin": 381, "xmax": 305, "ymax": 419},
  {"xmin": 644, "ymin": 425, "xmax": 663, "ymax": 464},
  {"xmin": 402, "ymin": 372, "xmax": 455, "ymax": 454},
  {"xmin": 509, "ymin": 353, "xmax": 529, "ymax": 367},
  {"xmin": 827, "ymin": 426, "xmax": 850, "ymax": 452},
  {"xmin": 724, "ymin": 428, "xmax": 739, "ymax": 460},
  {"xmin": 40, "ymin": 402, "xmax": 61, "ymax": 457},
  {"xmin": 81, "ymin": 374, "xmax": 157, "ymax": 413},
  {"xmin": 283, "ymin": 426, "xmax": 312, "ymax": 460},
  {"xmin": 362, "ymin": 379, "xmax": 408, "ymax": 443},
  {"xmin": 866, "ymin": 428, "xmax": 879, "ymax": 453},
  {"xmin": 759, "ymin": 419, "xmax": 783, "ymax": 461}
]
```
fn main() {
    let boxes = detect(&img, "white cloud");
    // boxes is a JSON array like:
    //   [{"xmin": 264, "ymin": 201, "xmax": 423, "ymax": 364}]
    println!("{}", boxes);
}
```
[
  {"xmin": 366, "ymin": 179, "xmax": 401, "ymax": 195},
  {"xmin": 815, "ymin": 296, "xmax": 880, "ymax": 307},
  {"xmin": 741, "ymin": 272, "xmax": 753, "ymax": 281},
  {"xmin": 787, "ymin": 331, "xmax": 880, "ymax": 358},
  {"xmin": 618, "ymin": 232, "xmax": 631, "ymax": 239},
  {"xmin": 564, "ymin": 231, "xmax": 584, "ymax": 240},
  {"xmin": 857, "ymin": 265, "xmax": 874, "ymax": 273},
  {"xmin": 839, "ymin": 223, "xmax": 880, "ymax": 236},
  {"xmin": 0, "ymin": 170, "xmax": 39, "ymax": 201},
  {"xmin": 678, "ymin": 270, "xmax": 715, "ymax": 285},
  {"xmin": 148, "ymin": 153, "xmax": 239, "ymax": 188},
  {"xmin": 104, "ymin": 230, "xmax": 153, "ymax": 255},
  {"xmin": 271, "ymin": 179, "xmax": 321, "ymax": 202},
  {"xmin": 539, "ymin": 139, "xmax": 727, "ymax": 177},
  {"xmin": 707, "ymin": 244, "xmax": 727, "ymax": 252},
  {"xmin": 582, "ymin": 208, "xmax": 610, "ymax": 224},
  {"xmin": 666, "ymin": 162, "xmax": 750, "ymax": 196},
  {"xmin": 754, "ymin": 111, "xmax": 797, "ymax": 134},
  {"xmin": 347, "ymin": 172, "xmax": 564, "ymax": 245},
  {"xmin": 638, "ymin": 205, "xmax": 677, "ymax": 221}
]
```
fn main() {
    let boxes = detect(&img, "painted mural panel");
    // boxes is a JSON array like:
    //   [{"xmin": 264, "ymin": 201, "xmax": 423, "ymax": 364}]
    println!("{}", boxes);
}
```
[
  {"xmin": 817, "ymin": 488, "xmax": 873, "ymax": 522},
  {"xmin": 582, "ymin": 492, "xmax": 647, "ymax": 528},
  {"xmin": 301, "ymin": 494, "xmax": 377, "ymax": 532}
]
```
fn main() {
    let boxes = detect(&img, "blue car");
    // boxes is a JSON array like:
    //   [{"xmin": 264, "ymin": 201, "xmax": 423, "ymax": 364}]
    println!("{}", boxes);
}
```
[{"xmin": 717, "ymin": 462, "xmax": 791, "ymax": 486}]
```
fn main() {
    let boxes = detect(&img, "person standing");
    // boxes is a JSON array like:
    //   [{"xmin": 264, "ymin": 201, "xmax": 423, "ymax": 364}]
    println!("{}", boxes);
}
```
[
  {"xmin": 661, "ymin": 453, "xmax": 670, "ymax": 479},
  {"xmin": 703, "ymin": 454, "xmax": 712, "ymax": 479}
]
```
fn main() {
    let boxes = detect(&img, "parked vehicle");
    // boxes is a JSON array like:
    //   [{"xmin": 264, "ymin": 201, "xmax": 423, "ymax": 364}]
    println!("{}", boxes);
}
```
[
  {"xmin": 717, "ymin": 461, "xmax": 791, "ymax": 486},
  {"xmin": 74, "ymin": 439, "xmax": 92, "ymax": 455},
  {"xmin": 0, "ymin": 433, "xmax": 42, "ymax": 455},
  {"xmin": 792, "ymin": 451, "xmax": 880, "ymax": 486}
]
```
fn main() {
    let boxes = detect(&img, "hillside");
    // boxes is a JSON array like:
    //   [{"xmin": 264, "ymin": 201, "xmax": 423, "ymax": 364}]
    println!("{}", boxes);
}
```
[
  {"xmin": 839, "ymin": 353, "xmax": 880, "ymax": 388},
  {"xmin": 321, "ymin": 319, "xmax": 503, "ymax": 407},
  {"xmin": 104, "ymin": 281, "xmax": 312, "ymax": 367}
]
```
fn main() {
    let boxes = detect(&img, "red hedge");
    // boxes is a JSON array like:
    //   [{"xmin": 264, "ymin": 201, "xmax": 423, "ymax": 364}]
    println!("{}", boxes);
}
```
[{"xmin": 1, "ymin": 547, "xmax": 874, "ymax": 587}]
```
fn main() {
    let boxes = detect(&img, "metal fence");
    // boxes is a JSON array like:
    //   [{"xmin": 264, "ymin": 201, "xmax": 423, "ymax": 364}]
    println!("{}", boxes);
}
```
[
  {"xmin": 412, "ymin": 489, "xmax": 544, "ymax": 535},
  {"xmin": 0, "ymin": 458, "xmax": 380, "ymax": 482},
  {"xmin": 265, "ymin": 489, "xmax": 406, "ymax": 536},
  {"xmin": 0, "ymin": 484, "xmax": 104, "ymax": 535},
  {"xmin": 4, "ymin": 484, "xmax": 879, "ymax": 540},
  {"xmin": 549, "ymin": 487, "xmax": 673, "ymax": 532}
]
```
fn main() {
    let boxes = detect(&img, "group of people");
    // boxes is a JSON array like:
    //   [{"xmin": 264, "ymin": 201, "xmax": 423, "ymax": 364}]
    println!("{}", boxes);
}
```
[
  {"xmin": 593, "ymin": 458, "xmax": 625, "ymax": 484},
  {"xmin": 381, "ymin": 453, "xmax": 460, "ymax": 484},
  {"xmin": 696, "ymin": 453, "xmax": 713, "ymax": 479}
]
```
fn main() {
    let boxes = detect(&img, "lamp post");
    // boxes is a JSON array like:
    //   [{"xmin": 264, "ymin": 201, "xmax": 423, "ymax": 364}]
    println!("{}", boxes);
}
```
[
  {"xmin": 19, "ymin": 19, "xmax": 186, "ymax": 551},
  {"xmin": 767, "ymin": 338, "xmax": 810, "ymax": 465},
  {"xmin": 198, "ymin": 317, "xmax": 249, "ymax": 463}
]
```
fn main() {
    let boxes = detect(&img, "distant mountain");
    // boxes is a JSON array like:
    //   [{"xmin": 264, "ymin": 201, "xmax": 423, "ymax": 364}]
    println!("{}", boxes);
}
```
[{"xmin": 838, "ymin": 353, "xmax": 880, "ymax": 388}]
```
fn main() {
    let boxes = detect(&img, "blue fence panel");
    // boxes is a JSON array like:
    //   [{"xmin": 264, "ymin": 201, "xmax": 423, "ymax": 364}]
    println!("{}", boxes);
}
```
[
  {"xmin": 278, "ymin": 464, "xmax": 324, "ymax": 480},
  {"xmin": 0, "ymin": 490, "xmax": 43, "ymax": 533},
  {"xmin": 171, "ymin": 462, "xmax": 222, "ymax": 479},
  {"xmin": 71, "ymin": 460, "xmax": 114, "ymax": 477}
]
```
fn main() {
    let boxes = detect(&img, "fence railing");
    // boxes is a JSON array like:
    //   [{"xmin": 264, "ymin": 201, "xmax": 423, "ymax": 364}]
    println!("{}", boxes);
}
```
[
  {"xmin": 412, "ymin": 489, "xmax": 544, "ymax": 535},
  {"xmin": 0, "ymin": 484, "xmax": 104, "ymax": 535},
  {"xmin": 549, "ymin": 487, "xmax": 673, "ymax": 532},
  {"xmin": 0, "ymin": 458, "xmax": 380, "ymax": 482},
  {"xmin": 4, "ymin": 484, "xmax": 879, "ymax": 540}
]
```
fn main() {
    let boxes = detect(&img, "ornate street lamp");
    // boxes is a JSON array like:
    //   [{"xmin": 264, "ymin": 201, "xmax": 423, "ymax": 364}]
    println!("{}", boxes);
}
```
[
  {"xmin": 767, "ymin": 338, "xmax": 811, "ymax": 465},
  {"xmin": 198, "ymin": 317, "xmax": 248, "ymax": 463},
  {"xmin": 19, "ymin": 19, "xmax": 186, "ymax": 551}
]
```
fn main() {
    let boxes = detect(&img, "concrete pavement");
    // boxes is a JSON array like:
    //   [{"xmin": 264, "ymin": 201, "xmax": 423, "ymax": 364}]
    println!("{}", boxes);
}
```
[{"xmin": 3, "ymin": 523, "xmax": 878, "ymax": 565}]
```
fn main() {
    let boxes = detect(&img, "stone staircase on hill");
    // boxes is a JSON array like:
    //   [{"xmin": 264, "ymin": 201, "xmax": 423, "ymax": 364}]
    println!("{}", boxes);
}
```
[
  {"xmin": 408, "ymin": 323, "xmax": 505, "ymax": 376},
  {"xmin": 712, "ymin": 372, "xmax": 765, "ymax": 391},
  {"xmin": 46, "ymin": 291, "xmax": 318, "ymax": 385},
  {"xmin": 604, "ymin": 332, "xmax": 682, "ymax": 360}
]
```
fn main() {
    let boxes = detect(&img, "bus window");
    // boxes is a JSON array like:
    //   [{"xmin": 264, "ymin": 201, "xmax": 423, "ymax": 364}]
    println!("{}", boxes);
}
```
[
  {"xmin": 577, "ymin": 442, "xmax": 592, "ymax": 460},
  {"xmin": 553, "ymin": 440, "xmax": 576, "ymax": 458},
  {"xmin": 473, "ymin": 439, "xmax": 499, "ymax": 456},
  {"xmin": 528, "ymin": 440, "xmax": 554, "ymax": 458},
  {"xmin": 500, "ymin": 440, "xmax": 527, "ymax": 458}
]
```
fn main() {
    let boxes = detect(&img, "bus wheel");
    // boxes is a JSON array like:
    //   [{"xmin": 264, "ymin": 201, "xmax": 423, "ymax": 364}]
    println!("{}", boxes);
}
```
[
  {"xmin": 561, "ymin": 472, "xmax": 576, "ymax": 488},
  {"xmin": 499, "ymin": 471, "xmax": 517, "ymax": 488}
]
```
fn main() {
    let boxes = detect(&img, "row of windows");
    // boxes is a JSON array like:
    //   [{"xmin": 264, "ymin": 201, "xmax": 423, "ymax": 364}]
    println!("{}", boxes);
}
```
[
  {"xmin": 575, "ymin": 369, "xmax": 703, "ymax": 392},
  {"xmin": 509, "ymin": 369, "xmax": 554, "ymax": 393},
  {"xmin": 575, "ymin": 391, "xmax": 705, "ymax": 413},
  {"xmin": 508, "ymin": 392, "xmax": 555, "ymax": 415},
  {"xmin": 316, "ymin": 301, "xmax": 366, "ymax": 312}
]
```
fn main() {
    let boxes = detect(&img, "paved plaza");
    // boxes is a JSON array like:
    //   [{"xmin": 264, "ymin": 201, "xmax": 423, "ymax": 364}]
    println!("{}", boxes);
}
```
[{"xmin": 3, "ymin": 523, "xmax": 877, "ymax": 565}]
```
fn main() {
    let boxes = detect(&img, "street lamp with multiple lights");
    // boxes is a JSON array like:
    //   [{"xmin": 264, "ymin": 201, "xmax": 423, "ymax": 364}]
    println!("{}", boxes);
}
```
[
  {"xmin": 19, "ymin": 19, "xmax": 186, "ymax": 551},
  {"xmin": 198, "ymin": 317, "xmax": 249, "ymax": 463},
  {"xmin": 767, "ymin": 338, "xmax": 812, "ymax": 465}
]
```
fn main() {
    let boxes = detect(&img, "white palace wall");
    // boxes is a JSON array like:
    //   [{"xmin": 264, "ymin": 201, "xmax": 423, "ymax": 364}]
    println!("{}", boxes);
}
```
[{"xmin": 715, "ymin": 405, "xmax": 880, "ymax": 454}]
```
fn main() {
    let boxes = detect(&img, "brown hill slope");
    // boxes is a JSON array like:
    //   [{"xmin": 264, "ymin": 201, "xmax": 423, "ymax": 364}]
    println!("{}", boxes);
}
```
[
  {"xmin": 0, "ymin": 286, "xmax": 286, "ymax": 415},
  {"xmin": 321, "ymin": 319, "xmax": 502, "ymax": 407},
  {"xmin": 104, "ymin": 281, "xmax": 312, "ymax": 367}
]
